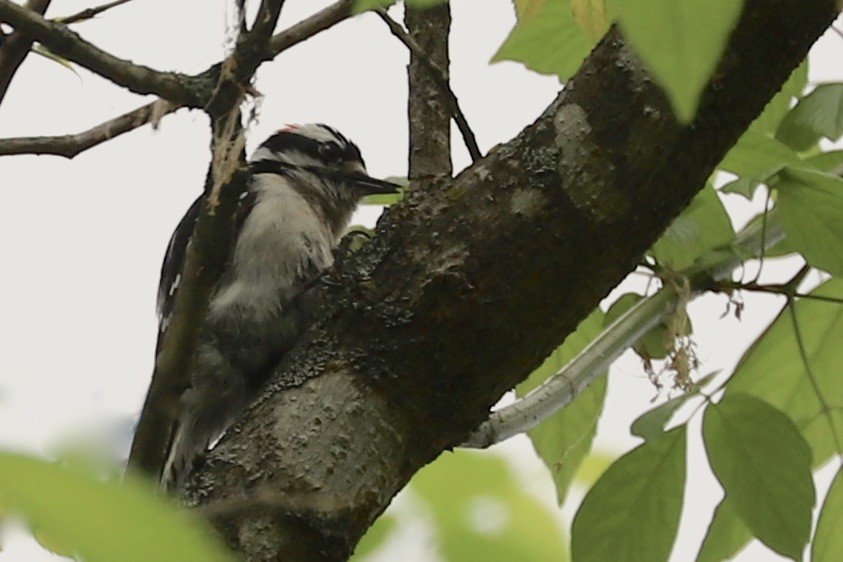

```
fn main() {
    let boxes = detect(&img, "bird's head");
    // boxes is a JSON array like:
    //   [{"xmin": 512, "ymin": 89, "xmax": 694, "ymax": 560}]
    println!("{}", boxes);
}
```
[{"xmin": 250, "ymin": 123, "xmax": 399, "ymax": 200}]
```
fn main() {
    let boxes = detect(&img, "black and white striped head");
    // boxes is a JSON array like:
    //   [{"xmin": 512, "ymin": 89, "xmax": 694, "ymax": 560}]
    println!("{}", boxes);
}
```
[
  {"xmin": 252, "ymin": 123, "xmax": 362, "ymax": 169},
  {"xmin": 250, "ymin": 123, "xmax": 398, "ymax": 201},
  {"xmin": 248, "ymin": 124, "xmax": 398, "ymax": 238}
]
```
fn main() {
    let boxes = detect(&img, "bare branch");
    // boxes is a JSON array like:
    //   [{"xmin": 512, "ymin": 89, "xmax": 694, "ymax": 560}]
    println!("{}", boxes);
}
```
[
  {"xmin": 0, "ymin": 2, "xmax": 356, "ymax": 158},
  {"xmin": 0, "ymin": 0, "xmax": 197, "ymax": 105},
  {"xmin": 0, "ymin": 0, "xmax": 51, "ymax": 104},
  {"xmin": 405, "ymin": 3, "xmax": 452, "ymax": 180},
  {"xmin": 55, "ymin": 0, "xmax": 133, "ymax": 25},
  {"xmin": 268, "ymin": 0, "xmax": 354, "ymax": 55},
  {"xmin": 463, "ymin": 216, "xmax": 788, "ymax": 448},
  {"xmin": 0, "ymin": 99, "xmax": 179, "ymax": 157},
  {"xmin": 377, "ymin": 8, "xmax": 482, "ymax": 163}
]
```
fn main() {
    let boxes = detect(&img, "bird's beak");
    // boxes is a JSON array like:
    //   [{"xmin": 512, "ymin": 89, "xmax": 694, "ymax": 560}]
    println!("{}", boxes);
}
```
[
  {"xmin": 347, "ymin": 173, "xmax": 402, "ymax": 195},
  {"xmin": 341, "ymin": 162, "xmax": 401, "ymax": 195}
]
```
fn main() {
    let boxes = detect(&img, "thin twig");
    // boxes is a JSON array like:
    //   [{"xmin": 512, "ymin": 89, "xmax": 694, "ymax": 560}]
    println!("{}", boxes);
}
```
[
  {"xmin": 0, "ymin": 0, "xmax": 195, "ymax": 104},
  {"xmin": 0, "ymin": 100, "xmax": 178, "ymax": 157},
  {"xmin": 55, "ymin": 0, "xmax": 132, "ymax": 25},
  {"xmin": 268, "ymin": 0, "xmax": 354, "ymax": 55},
  {"xmin": 376, "ymin": 8, "xmax": 482, "ymax": 163},
  {"xmin": 0, "ymin": 1, "xmax": 358, "ymax": 159}
]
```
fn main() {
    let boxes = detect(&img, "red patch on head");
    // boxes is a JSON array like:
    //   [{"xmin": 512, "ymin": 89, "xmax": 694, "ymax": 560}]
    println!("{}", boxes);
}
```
[{"xmin": 277, "ymin": 124, "xmax": 300, "ymax": 133}]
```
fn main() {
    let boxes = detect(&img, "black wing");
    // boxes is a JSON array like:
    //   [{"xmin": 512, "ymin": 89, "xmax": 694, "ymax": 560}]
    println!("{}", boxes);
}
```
[{"xmin": 156, "ymin": 194, "xmax": 204, "ymax": 352}]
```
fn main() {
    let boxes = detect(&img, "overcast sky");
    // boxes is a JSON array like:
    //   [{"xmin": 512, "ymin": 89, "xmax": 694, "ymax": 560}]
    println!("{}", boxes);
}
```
[{"xmin": 1, "ymin": 1, "xmax": 842, "ymax": 560}]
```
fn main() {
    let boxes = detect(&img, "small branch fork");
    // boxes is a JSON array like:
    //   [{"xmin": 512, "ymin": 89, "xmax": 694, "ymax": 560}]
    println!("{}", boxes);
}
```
[
  {"xmin": 463, "ymin": 212, "xmax": 789, "ymax": 448},
  {"xmin": 376, "ymin": 8, "xmax": 481, "ymax": 163},
  {"xmin": 0, "ymin": 0, "xmax": 355, "ymax": 158}
]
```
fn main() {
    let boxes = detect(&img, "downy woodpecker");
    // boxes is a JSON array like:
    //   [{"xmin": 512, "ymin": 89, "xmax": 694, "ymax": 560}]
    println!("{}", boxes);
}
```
[{"xmin": 151, "ymin": 123, "xmax": 398, "ymax": 489}]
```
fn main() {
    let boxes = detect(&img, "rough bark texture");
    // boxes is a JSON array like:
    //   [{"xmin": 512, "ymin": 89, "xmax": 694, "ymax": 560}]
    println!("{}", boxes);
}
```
[{"xmin": 183, "ymin": 1, "xmax": 839, "ymax": 560}]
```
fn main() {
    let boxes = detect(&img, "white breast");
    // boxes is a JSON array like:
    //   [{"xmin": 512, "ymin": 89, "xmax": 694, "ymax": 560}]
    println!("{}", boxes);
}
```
[{"xmin": 208, "ymin": 174, "xmax": 335, "ymax": 321}]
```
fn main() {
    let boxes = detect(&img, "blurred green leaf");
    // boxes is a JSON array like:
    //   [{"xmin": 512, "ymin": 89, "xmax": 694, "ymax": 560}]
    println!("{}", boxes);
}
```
[
  {"xmin": 805, "ymin": 150, "xmax": 843, "ymax": 175},
  {"xmin": 571, "ymin": 427, "xmax": 686, "ymax": 562},
  {"xmin": 751, "ymin": 59, "xmax": 808, "ymax": 136},
  {"xmin": 492, "ymin": 0, "xmax": 592, "ymax": 81},
  {"xmin": 412, "ymin": 450, "xmax": 568, "ymax": 562},
  {"xmin": 777, "ymin": 83, "xmax": 843, "ymax": 151},
  {"xmin": 571, "ymin": 0, "xmax": 609, "ymax": 40},
  {"xmin": 703, "ymin": 394, "xmax": 814, "ymax": 560},
  {"xmin": 695, "ymin": 498, "xmax": 752, "ymax": 562},
  {"xmin": 813, "ymin": 466, "xmax": 843, "ymax": 562},
  {"xmin": 350, "ymin": 514, "xmax": 398, "ymax": 560},
  {"xmin": 609, "ymin": 0, "xmax": 744, "ymax": 122},
  {"xmin": 726, "ymin": 278, "xmax": 843, "ymax": 465},
  {"xmin": 718, "ymin": 130, "xmax": 800, "ymax": 198},
  {"xmin": 0, "ymin": 453, "xmax": 232, "ymax": 562},
  {"xmin": 652, "ymin": 184, "xmax": 734, "ymax": 270},
  {"xmin": 517, "ymin": 309, "xmax": 608, "ymax": 504},
  {"xmin": 775, "ymin": 166, "xmax": 843, "ymax": 277}
]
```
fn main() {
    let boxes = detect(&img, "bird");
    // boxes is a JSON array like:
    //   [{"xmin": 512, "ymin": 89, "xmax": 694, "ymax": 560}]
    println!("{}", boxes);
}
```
[{"xmin": 135, "ymin": 123, "xmax": 399, "ymax": 490}]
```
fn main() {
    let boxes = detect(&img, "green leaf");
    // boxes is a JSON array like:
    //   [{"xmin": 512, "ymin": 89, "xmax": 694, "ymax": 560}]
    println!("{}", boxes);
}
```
[
  {"xmin": 695, "ymin": 498, "xmax": 752, "ymax": 562},
  {"xmin": 604, "ymin": 293, "xmax": 672, "ymax": 359},
  {"xmin": 703, "ymin": 394, "xmax": 815, "ymax": 560},
  {"xmin": 631, "ymin": 371, "xmax": 718, "ymax": 441},
  {"xmin": 775, "ymin": 166, "xmax": 843, "ymax": 277},
  {"xmin": 777, "ymin": 83, "xmax": 843, "ymax": 151},
  {"xmin": 517, "ymin": 309, "xmax": 608, "ymax": 504},
  {"xmin": 718, "ymin": 130, "xmax": 800, "ymax": 198},
  {"xmin": 609, "ymin": 0, "xmax": 744, "ymax": 122},
  {"xmin": 571, "ymin": 427, "xmax": 686, "ymax": 562},
  {"xmin": 813, "ymin": 467, "xmax": 843, "ymax": 562},
  {"xmin": 751, "ymin": 59, "xmax": 808, "ymax": 136},
  {"xmin": 0, "ymin": 453, "xmax": 232, "ymax": 562},
  {"xmin": 412, "ymin": 451, "xmax": 568, "ymax": 562},
  {"xmin": 351, "ymin": 514, "xmax": 398, "ymax": 560},
  {"xmin": 652, "ymin": 184, "xmax": 734, "ymax": 270},
  {"xmin": 805, "ymin": 150, "xmax": 843, "ymax": 175},
  {"xmin": 727, "ymin": 278, "xmax": 843, "ymax": 465},
  {"xmin": 571, "ymin": 0, "xmax": 609, "ymax": 40},
  {"xmin": 492, "ymin": 0, "xmax": 593, "ymax": 81}
]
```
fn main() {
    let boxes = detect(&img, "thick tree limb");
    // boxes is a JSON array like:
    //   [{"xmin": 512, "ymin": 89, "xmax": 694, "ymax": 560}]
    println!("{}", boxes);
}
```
[
  {"xmin": 0, "ymin": 0, "xmax": 197, "ymax": 105},
  {"xmin": 0, "ymin": 0, "xmax": 51, "ymax": 104},
  {"xmin": 182, "ymin": 1, "xmax": 839, "ymax": 561}
]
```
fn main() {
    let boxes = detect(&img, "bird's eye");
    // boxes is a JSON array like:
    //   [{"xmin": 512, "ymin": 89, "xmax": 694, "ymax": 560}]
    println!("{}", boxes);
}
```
[{"xmin": 318, "ymin": 142, "xmax": 343, "ymax": 163}]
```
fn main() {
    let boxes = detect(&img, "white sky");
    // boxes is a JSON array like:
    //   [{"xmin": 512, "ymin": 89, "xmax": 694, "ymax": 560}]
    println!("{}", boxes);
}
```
[{"xmin": 1, "ymin": 1, "xmax": 842, "ymax": 560}]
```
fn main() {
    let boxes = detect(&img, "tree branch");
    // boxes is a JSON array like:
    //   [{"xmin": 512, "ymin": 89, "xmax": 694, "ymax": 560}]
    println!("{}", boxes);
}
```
[
  {"xmin": 0, "ymin": 0, "xmax": 198, "ymax": 105},
  {"xmin": 0, "ymin": 1, "xmax": 357, "ymax": 158},
  {"xmin": 0, "ymin": 0, "xmax": 51, "ymax": 104},
  {"xmin": 0, "ymin": 99, "xmax": 178, "ymax": 157},
  {"xmin": 268, "ymin": 0, "xmax": 354, "ymax": 55},
  {"xmin": 55, "ymin": 0, "xmax": 132, "ymax": 25},
  {"xmin": 462, "ymin": 214, "xmax": 787, "ymax": 448},
  {"xmin": 404, "ymin": 2, "xmax": 452, "ymax": 181},
  {"xmin": 376, "ymin": 8, "xmax": 481, "ymax": 163},
  {"xmin": 182, "ymin": 2, "xmax": 838, "ymax": 560}
]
